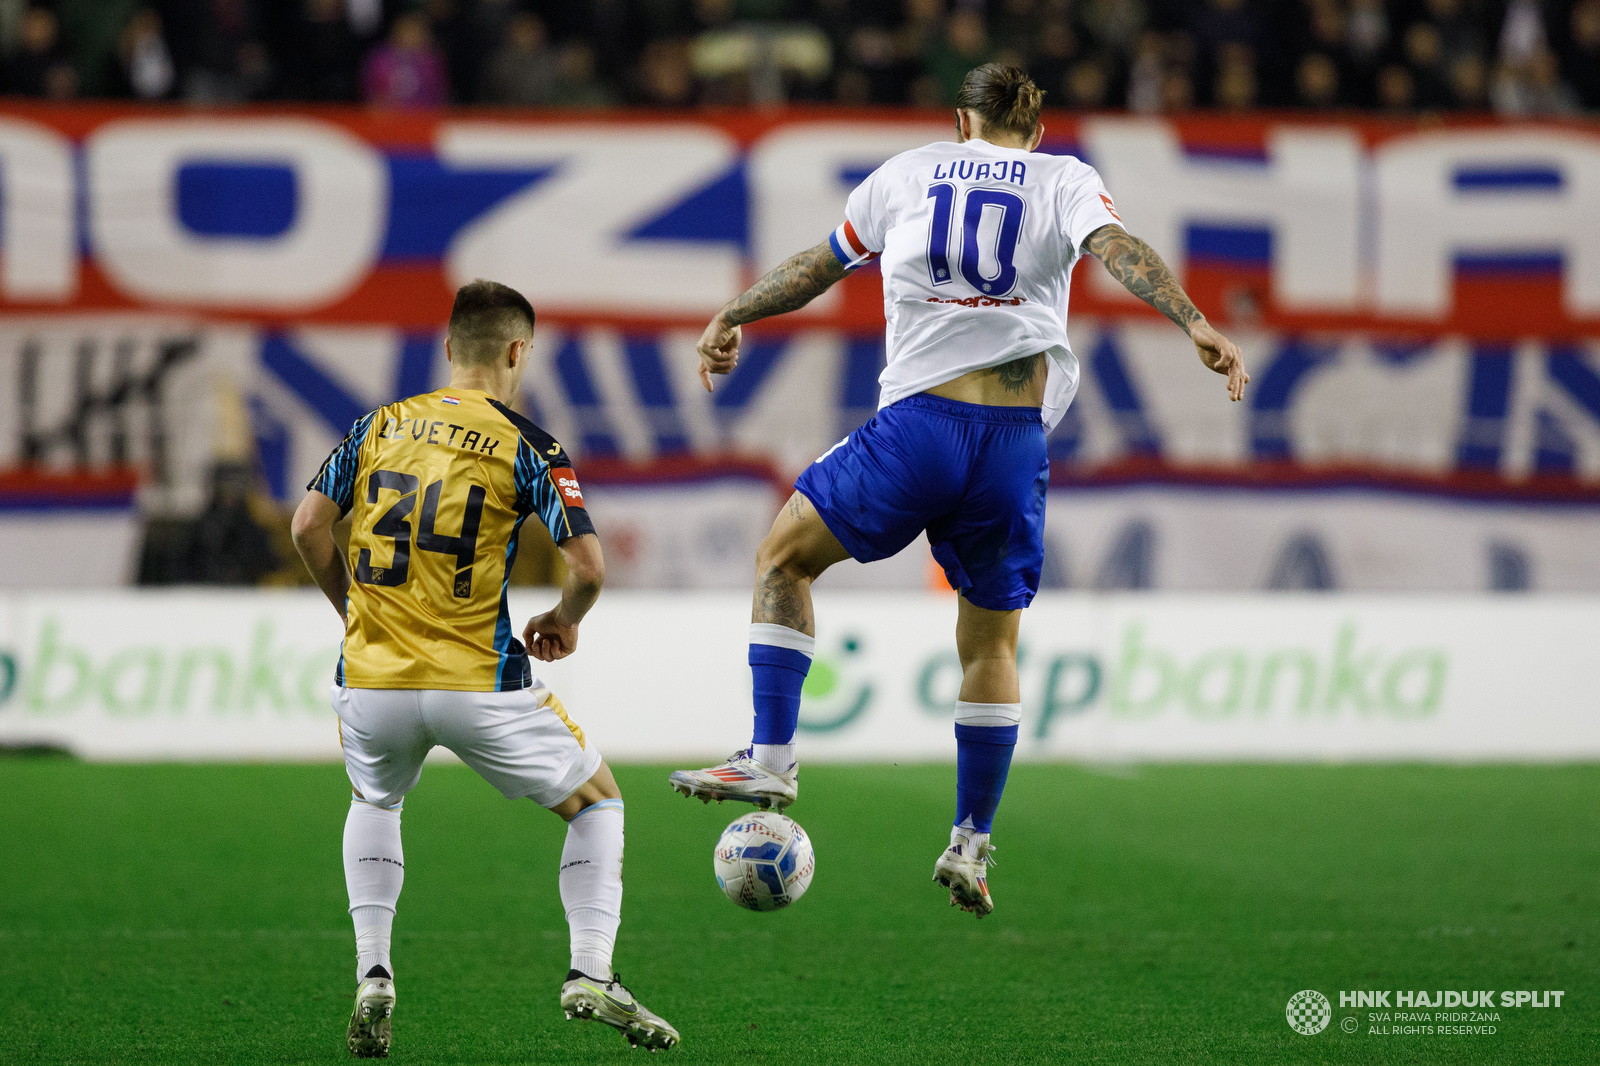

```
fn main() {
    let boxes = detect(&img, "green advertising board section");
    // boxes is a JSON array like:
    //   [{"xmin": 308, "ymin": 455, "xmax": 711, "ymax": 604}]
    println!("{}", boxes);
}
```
[{"xmin": 0, "ymin": 590, "xmax": 1595, "ymax": 762}]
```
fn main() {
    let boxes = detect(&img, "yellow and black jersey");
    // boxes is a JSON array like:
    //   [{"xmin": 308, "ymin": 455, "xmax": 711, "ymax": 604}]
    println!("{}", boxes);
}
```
[{"xmin": 308, "ymin": 388, "xmax": 594, "ymax": 692}]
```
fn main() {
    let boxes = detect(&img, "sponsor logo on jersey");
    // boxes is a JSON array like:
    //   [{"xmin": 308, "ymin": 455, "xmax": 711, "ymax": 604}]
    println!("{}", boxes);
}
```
[
  {"xmin": 925, "ymin": 295, "xmax": 1027, "ymax": 307},
  {"xmin": 551, "ymin": 467, "xmax": 584, "ymax": 506},
  {"xmin": 1099, "ymin": 193, "xmax": 1121, "ymax": 221}
]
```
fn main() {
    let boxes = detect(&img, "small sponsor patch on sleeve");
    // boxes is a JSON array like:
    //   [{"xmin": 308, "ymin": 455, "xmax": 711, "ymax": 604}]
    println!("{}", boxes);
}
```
[
  {"xmin": 1099, "ymin": 193, "xmax": 1121, "ymax": 221},
  {"xmin": 551, "ymin": 468, "xmax": 584, "ymax": 506}
]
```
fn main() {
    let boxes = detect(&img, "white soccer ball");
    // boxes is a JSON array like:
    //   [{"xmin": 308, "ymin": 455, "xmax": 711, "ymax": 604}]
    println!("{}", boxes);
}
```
[{"xmin": 713, "ymin": 811, "xmax": 815, "ymax": 911}]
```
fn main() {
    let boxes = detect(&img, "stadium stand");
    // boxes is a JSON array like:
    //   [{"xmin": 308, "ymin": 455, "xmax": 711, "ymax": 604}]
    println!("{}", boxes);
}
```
[{"xmin": 0, "ymin": 0, "xmax": 1594, "ymax": 114}]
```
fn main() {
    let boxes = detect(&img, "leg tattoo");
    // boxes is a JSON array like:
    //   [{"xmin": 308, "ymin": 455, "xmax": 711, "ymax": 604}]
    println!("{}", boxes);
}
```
[{"xmin": 754, "ymin": 565, "xmax": 812, "ymax": 633}]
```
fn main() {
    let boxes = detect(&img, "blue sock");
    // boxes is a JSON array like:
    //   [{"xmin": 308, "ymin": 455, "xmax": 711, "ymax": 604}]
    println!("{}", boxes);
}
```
[
  {"xmin": 749, "ymin": 623, "xmax": 814, "ymax": 767},
  {"xmin": 953, "ymin": 702, "xmax": 1021, "ymax": 834}
]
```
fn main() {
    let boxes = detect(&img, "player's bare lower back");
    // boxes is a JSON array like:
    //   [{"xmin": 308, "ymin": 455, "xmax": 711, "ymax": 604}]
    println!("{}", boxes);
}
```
[{"xmin": 922, "ymin": 353, "xmax": 1047, "ymax": 408}]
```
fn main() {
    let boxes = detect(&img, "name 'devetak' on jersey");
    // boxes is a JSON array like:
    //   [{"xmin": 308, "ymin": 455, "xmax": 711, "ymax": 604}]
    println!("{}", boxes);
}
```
[{"xmin": 375, "ymin": 417, "xmax": 500, "ymax": 455}]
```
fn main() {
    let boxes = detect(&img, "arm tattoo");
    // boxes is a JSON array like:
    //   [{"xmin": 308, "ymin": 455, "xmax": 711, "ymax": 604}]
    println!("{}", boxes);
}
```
[
  {"xmin": 721, "ymin": 240, "xmax": 848, "ymax": 327},
  {"xmin": 986, "ymin": 353, "xmax": 1045, "ymax": 395},
  {"xmin": 1083, "ymin": 224, "xmax": 1204, "ymax": 334}
]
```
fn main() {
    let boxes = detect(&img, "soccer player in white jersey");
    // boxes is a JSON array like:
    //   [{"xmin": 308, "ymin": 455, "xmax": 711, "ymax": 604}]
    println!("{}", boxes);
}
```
[
  {"xmin": 670, "ymin": 64, "xmax": 1248, "ymax": 917},
  {"xmin": 293, "ymin": 281, "xmax": 677, "ymax": 1055}
]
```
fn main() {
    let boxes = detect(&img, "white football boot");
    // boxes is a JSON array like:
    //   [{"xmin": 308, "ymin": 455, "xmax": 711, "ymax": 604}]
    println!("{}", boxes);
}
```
[
  {"xmin": 346, "ymin": 969, "xmax": 396, "ymax": 1058},
  {"xmin": 668, "ymin": 749, "xmax": 797, "ymax": 810},
  {"xmin": 933, "ymin": 827, "xmax": 996, "ymax": 918},
  {"xmin": 561, "ymin": 971, "xmax": 680, "ymax": 1052}
]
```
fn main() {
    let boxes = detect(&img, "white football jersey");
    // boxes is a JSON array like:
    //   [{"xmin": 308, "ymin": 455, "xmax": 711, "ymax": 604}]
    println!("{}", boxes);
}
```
[{"xmin": 829, "ymin": 137, "xmax": 1122, "ymax": 430}]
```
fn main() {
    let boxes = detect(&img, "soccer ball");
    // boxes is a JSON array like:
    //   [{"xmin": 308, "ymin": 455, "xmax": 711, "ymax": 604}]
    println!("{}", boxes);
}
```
[{"xmin": 713, "ymin": 811, "xmax": 815, "ymax": 911}]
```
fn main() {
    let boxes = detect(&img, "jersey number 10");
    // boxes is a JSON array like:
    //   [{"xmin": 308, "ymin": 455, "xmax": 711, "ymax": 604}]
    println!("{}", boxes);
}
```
[
  {"xmin": 357, "ymin": 470, "xmax": 487, "ymax": 598},
  {"xmin": 926, "ymin": 184, "xmax": 1026, "ymax": 297}
]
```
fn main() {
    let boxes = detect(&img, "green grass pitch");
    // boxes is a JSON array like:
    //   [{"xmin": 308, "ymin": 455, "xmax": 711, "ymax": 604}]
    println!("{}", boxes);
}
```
[{"xmin": 1, "ymin": 759, "xmax": 1594, "ymax": 1065}]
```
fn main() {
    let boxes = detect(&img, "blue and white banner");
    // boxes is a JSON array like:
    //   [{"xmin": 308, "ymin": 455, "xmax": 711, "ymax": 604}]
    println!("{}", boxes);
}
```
[{"xmin": 5, "ymin": 317, "xmax": 1600, "ymax": 590}]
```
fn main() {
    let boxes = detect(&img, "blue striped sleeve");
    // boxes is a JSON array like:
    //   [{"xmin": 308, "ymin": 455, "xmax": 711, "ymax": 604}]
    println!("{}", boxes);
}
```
[
  {"xmin": 513, "ymin": 437, "xmax": 596, "ymax": 544},
  {"xmin": 307, "ymin": 410, "xmax": 377, "ymax": 517}
]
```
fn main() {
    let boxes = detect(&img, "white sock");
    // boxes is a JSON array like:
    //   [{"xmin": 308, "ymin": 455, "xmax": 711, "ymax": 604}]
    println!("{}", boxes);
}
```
[
  {"xmin": 951, "ymin": 823, "xmax": 989, "ymax": 846},
  {"xmin": 344, "ymin": 798, "xmax": 403, "ymax": 981},
  {"xmin": 353, "ymin": 916, "xmax": 392, "ymax": 980},
  {"xmin": 560, "ymin": 799, "xmax": 624, "ymax": 981},
  {"xmin": 953, "ymin": 700, "xmax": 1023, "ymax": 727},
  {"xmin": 752, "ymin": 743, "xmax": 796, "ymax": 772}
]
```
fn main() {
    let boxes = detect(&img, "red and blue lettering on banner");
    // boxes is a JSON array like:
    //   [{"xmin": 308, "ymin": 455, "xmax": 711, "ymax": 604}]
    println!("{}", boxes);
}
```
[{"xmin": 0, "ymin": 103, "xmax": 1591, "ymax": 338}]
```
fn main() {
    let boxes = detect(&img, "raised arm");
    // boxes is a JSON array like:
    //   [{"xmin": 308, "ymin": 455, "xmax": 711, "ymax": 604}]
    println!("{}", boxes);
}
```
[
  {"xmin": 1082, "ymin": 223, "xmax": 1250, "ymax": 402},
  {"xmin": 696, "ymin": 240, "xmax": 849, "ymax": 392}
]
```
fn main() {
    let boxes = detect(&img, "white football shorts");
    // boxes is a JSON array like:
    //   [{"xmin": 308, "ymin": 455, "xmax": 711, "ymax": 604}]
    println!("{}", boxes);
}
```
[{"xmin": 332, "ymin": 682, "xmax": 603, "ymax": 810}]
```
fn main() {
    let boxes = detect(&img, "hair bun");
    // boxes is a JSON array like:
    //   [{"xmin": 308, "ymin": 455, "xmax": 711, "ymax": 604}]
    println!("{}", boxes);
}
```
[{"xmin": 955, "ymin": 62, "xmax": 1045, "ymax": 140}]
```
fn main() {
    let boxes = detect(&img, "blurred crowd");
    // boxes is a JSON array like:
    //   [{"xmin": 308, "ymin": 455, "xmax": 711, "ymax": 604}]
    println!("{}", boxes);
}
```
[{"xmin": 0, "ymin": 0, "xmax": 1595, "ymax": 114}]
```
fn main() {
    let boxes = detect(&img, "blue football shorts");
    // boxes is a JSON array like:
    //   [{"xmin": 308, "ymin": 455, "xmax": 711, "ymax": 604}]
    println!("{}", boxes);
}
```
[{"xmin": 795, "ymin": 393, "xmax": 1049, "ymax": 611}]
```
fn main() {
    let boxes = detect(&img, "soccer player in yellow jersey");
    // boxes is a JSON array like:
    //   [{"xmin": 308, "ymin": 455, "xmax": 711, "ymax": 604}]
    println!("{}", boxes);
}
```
[{"xmin": 292, "ymin": 280, "xmax": 678, "ymax": 1057}]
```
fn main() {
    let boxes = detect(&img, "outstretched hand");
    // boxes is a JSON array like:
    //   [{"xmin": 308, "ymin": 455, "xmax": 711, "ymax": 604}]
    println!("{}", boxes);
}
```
[
  {"xmin": 1191, "ymin": 320, "xmax": 1250, "ymax": 402},
  {"xmin": 697, "ymin": 315, "xmax": 741, "ymax": 392}
]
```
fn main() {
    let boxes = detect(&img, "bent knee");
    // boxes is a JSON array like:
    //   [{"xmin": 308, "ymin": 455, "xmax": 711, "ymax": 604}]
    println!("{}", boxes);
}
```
[
  {"xmin": 352, "ymin": 791, "xmax": 405, "ymax": 812},
  {"xmin": 955, "ymin": 634, "xmax": 1020, "ymax": 668},
  {"xmin": 585, "ymin": 761, "xmax": 622, "ymax": 802}
]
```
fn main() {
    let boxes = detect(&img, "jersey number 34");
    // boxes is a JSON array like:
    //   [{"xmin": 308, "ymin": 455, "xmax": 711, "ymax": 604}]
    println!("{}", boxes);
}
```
[
  {"xmin": 356, "ymin": 470, "xmax": 487, "ymax": 598},
  {"xmin": 925, "ymin": 184, "xmax": 1026, "ymax": 297}
]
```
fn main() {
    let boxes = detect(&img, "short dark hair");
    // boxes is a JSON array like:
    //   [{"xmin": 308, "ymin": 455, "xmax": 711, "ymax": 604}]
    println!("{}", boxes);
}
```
[
  {"xmin": 448, "ymin": 279, "xmax": 537, "ymax": 366},
  {"xmin": 956, "ymin": 63, "xmax": 1045, "ymax": 140}
]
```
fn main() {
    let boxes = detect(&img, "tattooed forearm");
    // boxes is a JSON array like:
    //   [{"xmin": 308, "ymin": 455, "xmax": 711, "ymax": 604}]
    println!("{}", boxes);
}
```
[
  {"xmin": 986, "ymin": 352, "xmax": 1045, "ymax": 395},
  {"xmin": 1083, "ymin": 224, "xmax": 1204, "ymax": 334},
  {"xmin": 720, "ymin": 240, "xmax": 848, "ymax": 327}
]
